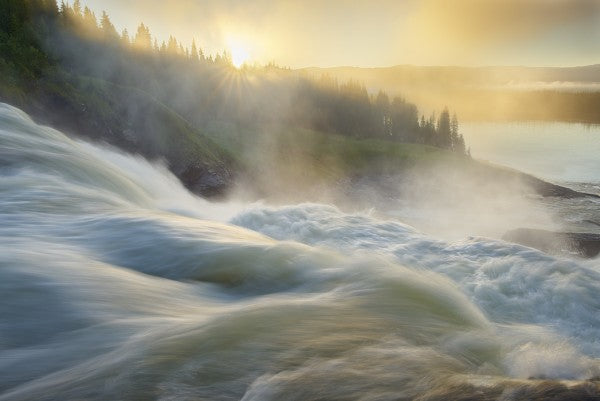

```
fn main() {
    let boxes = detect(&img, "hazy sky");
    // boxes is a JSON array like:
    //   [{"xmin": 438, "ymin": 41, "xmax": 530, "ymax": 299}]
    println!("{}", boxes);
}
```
[{"xmin": 80, "ymin": 0, "xmax": 600, "ymax": 68}]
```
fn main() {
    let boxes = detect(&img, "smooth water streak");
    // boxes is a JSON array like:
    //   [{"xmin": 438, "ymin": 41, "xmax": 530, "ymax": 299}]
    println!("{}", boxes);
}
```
[{"xmin": 1, "ymin": 103, "xmax": 599, "ymax": 400}]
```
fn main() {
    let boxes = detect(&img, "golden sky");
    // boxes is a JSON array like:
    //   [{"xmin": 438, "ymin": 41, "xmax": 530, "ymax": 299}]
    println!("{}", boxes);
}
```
[{"xmin": 81, "ymin": 0, "xmax": 600, "ymax": 68}]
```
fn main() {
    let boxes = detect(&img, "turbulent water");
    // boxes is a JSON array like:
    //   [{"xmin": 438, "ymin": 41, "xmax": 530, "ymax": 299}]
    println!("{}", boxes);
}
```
[{"xmin": 1, "ymin": 103, "xmax": 600, "ymax": 400}]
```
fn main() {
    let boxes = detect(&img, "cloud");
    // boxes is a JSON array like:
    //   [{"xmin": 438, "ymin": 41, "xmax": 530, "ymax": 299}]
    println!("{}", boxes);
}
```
[{"xmin": 410, "ymin": 0, "xmax": 600, "ymax": 46}]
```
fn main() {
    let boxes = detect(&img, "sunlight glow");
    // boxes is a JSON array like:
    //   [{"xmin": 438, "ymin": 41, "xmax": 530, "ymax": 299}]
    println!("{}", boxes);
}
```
[{"xmin": 230, "ymin": 41, "xmax": 250, "ymax": 68}]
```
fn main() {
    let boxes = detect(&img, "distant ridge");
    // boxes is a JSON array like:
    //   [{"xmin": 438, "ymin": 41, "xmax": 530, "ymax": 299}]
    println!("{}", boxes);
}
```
[
  {"xmin": 300, "ymin": 64, "xmax": 600, "ymax": 84},
  {"xmin": 299, "ymin": 64, "xmax": 600, "ymax": 123}
]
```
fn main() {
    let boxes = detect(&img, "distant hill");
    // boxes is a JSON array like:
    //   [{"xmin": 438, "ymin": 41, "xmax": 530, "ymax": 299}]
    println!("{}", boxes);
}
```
[
  {"xmin": 302, "ymin": 64, "xmax": 600, "ymax": 89},
  {"xmin": 301, "ymin": 65, "xmax": 600, "ymax": 122}
]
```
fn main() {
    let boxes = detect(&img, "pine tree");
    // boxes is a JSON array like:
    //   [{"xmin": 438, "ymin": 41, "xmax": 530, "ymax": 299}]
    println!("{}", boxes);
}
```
[
  {"xmin": 374, "ymin": 91, "xmax": 390, "ymax": 137},
  {"xmin": 190, "ymin": 39, "xmax": 199, "ymax": 62},
  {"xmin": 121, "ymin": 28, "xmax": 130, "ymax": 46},
  {"xmin": 59, "ymin": 1, "xmax": 68, "ymax": 17},
  {"xmin": 450, "ymin": 113, "xmax": 459, "ymax": 150},
  {"xmin": 83, "ymin": 7, "xmax": 95, "ymax": 25},
  {"xmin": 436, "ymin": 107, "xmax": 451, "ymax": 149},
  {"xmin": 134, "ymin": 23, "xmax": 152, "ymax": 50},
  {"xmin": 72, "ymin": 0, "xmax": 82, "ymax": 17},
  {"xmin": 167, "ymin": 35, "xmax": 178, "ymax": 54},
  {"xmin": 450, "ymin": 113, "xmax": 466, "ymax": 154},
  {"xmin": 43, "ymin": 0, "xmax": 59, "ymax": 16},
  {"xmin": 100, "ymin": 11, "xmax": 118, "ymax": 40}
]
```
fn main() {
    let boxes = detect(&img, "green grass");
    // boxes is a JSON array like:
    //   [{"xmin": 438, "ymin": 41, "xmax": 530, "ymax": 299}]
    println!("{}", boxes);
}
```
[{"xmin": 201, "ymin": 122, "xmax": 471, "ymax": 192}]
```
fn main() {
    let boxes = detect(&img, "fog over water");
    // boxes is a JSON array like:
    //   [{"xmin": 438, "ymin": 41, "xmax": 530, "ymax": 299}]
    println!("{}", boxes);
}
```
[{"xmin": 1, "ymin": 103, "xmax": 600, "ymax": 400}]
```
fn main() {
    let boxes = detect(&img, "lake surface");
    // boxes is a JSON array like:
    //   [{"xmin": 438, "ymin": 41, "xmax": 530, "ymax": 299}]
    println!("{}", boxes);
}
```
[{"xmin": 461, "ymin": 122, "xmax": 600, "ymax": 186}]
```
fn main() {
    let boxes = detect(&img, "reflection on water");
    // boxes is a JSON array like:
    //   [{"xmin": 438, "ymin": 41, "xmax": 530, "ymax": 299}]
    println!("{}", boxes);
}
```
[{"xmin": 461, "ymin": 122, "xmax": 600, "ymax": 185}]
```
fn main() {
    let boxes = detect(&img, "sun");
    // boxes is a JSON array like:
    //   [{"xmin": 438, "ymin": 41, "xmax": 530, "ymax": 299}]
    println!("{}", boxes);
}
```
[{"xmin": 230, "ymin": 42, "xmax": 250, "ymax": 69}]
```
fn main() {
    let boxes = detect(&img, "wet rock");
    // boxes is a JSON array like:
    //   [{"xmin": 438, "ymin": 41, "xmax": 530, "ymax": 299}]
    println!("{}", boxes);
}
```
[
  {"xmin": 503, "ymin": 228, "xmax": 600, "ymax": 258},
  {"xmin": 179, "ymin": 162, "xmax": 233, "ymax": 198}
]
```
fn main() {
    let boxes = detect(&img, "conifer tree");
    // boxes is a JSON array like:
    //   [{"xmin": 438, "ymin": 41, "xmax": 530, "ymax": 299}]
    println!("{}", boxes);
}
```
[
  {"xmin": 134, "ymin": 23, "xmax": 152, "ymax": 50},
  {"xmin": 121, "ymin": 28, "xmax": 130, "ymax": 46},
  {"xmin": 167, "ymin": 35, "xmax": 178, "ymax": 54},
  {"xmin": 436, "ymin": 107, "xmax": 451, "ymax": 149},
  {"xmin": 72, "ymin": 0, "xmax": 82, "ymax": 17},
  {"xmin": 100, "ymin": 11, "xmax": 118, "ymax": 40},
  {"xmin": 190, "ymin": 39, "xmax": 199, "ymax": 62},
  {"xmin": 374, "ymin": 91, "xmax": 391, "ymax": 137}
]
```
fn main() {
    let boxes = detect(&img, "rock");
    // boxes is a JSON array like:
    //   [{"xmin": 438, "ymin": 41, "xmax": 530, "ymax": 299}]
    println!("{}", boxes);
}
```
[
  {"xmin": 178, "ymin": 162, "xmax": 233, "ymax": 199},
  {"xmin": 518, "ymin": 174, "xmax": 600, "ymax": 199},
  {"xmin": 503, "ymin": 228, "xmax": 600, "ymax": 258}
]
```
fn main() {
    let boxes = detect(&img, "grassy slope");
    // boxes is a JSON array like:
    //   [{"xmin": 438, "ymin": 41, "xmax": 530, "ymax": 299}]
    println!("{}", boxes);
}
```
[
  {"xmin": 205, "ymin": 122, "xmax": 593, "ymax": 202},
  {"xmin": 4, "ymin": 59, "xmax": 584, "ymax": 201}
]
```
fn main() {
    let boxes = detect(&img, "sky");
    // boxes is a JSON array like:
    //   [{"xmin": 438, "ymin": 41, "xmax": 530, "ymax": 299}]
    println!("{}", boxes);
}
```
[{"xmin": 80, "ymin": 0, "xmax": 600, "ymax": 68}]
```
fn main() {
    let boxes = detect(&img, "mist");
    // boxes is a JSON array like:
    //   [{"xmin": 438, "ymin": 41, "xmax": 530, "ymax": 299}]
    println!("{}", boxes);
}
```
[
  {"xmin": 9, "ymin": 2, "xmax": 593, "ymax": 245},
  {"xmin": 2, "ymin": 2, "xmax": 600, "ymax": 400},
  {"xmin": 2, "ymin": 102, "xmax": 600, "ymax": 400},
  {"xmin": 303, "ymin": 65, "xmax": 600, "ymax": 123}
]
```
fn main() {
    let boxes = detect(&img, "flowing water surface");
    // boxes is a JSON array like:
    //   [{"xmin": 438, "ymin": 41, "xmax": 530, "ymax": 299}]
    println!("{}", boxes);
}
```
[{"xmin": 1, "ymin": 104, "xmax": 600, "ymax": 400}]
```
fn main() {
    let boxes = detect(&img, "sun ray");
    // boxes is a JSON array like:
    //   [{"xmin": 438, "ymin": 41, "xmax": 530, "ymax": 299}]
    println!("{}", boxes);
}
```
[{"xmin": 227, "ymin": 37, "xmax": 251, "ymax": 68}]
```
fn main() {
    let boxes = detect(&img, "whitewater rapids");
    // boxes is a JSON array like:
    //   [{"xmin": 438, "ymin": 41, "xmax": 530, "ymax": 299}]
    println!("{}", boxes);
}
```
[{"xmin": 1, "ymin": 103, "xmax": 599, "ymax": 400}]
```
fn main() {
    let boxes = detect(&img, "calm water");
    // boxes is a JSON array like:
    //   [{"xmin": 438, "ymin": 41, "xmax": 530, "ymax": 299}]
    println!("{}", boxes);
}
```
[{"xmin": 461, "ymin": 122, "xmax": 600, "ymax": 186}]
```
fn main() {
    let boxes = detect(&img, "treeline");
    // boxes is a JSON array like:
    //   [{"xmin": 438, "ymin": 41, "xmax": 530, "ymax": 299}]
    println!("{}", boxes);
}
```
[
  {"xmin": 0, "ymin": 0, "xmax": 468, "ymax": 156},
  {"xmin": 294, "ymin": 76, "xmax": 466, "ymax": 152},
  {"xmin": 56, "ymin": 0, "xmax": 241, "ymax": 65}
]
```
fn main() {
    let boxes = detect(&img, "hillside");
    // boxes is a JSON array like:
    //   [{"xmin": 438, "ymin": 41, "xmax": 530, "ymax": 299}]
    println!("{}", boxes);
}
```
[
  {"xmin": 1, "ymin": 0, "xmax": 594, "ymax": 203},
  {"xmin": 0, "ymin": 0, "xmax": 467, "ymax": 197},
  {"xmin": 0, "ymin": 0, "xmax": 236, "ymax": 196},
  {"xmin": 213, "ymin": 124, "xmax": 598, "ymax": 205}
]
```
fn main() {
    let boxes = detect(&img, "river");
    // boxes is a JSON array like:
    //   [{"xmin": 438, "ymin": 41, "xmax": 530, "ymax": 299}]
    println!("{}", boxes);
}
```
[{"xmin": 1, "ymin": 103, "xmax": 599, "ymax": 400}]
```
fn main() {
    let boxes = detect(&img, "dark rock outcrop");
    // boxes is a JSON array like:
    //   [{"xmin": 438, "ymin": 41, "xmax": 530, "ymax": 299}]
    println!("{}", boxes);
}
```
[
  {"xmin": 179, "ymin": 163, "xmax": 233, "ymax": 199},
  {"xmin": 518, "ymin": 174, "xmax": 600, "ymax": 199},
  {"xmin": 503, "ymin": 228, "xmax": 600, "ymax": 258}
]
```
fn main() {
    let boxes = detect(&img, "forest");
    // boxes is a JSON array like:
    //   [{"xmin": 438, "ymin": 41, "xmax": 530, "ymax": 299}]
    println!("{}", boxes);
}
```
[{"xmin": 0, "ymin": 0, "xmax": 468, "ymax": 196}]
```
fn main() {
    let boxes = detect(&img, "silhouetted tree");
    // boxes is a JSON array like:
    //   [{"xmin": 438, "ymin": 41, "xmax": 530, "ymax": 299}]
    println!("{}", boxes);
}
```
[
  {"xmin": 120, "ymin": 28, "xmax": 130, "ymax": 45},
  {"xmin": 190, "ymin": 39, "xmax": 199, "ymax": 62},
  {"xmin": 390, "ymin": 96, "xmax": 419, "ymax": 141},
  {"xmin": 450, "ymin": 113, "xmax": 465, "ymax": 154},
  {"xmin": 81, "ymin": 6, "xmax": 97, "ymax": 35},
  {"xmin": 72, "ymin": 0, "xmax": 81, "ymax": 17},
  {"xmin": 374, "ymin": 91, "xmax": 391, "ymax": 137},
  {"xmin": 167, "ymin": 35, "xmax": 178, "ymax": 54},
  {"xmin": 100, "ymin": 11, "xmax": 118, "ymax": 41},
  {"xmin": 133, "ymin": 23, "xmax": 151, "ymax": 50},
  {"xmin": 436, "ymin": 107, "xmax": 452, "ymax": 149}
]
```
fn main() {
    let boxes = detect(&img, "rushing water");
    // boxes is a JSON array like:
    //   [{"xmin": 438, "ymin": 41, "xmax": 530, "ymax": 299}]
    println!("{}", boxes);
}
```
[{"xmin": 1, "ymin": 103, "xmax": 600, "ymax": 400}]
